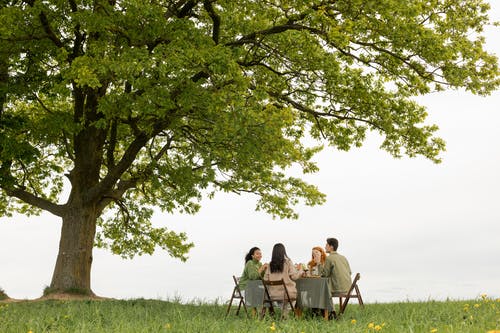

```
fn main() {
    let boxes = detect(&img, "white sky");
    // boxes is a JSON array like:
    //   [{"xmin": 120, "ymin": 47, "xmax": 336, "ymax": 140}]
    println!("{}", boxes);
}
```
[{"xmin": 1, "ymin": 3, "xmax": 499, "ymax": 303}]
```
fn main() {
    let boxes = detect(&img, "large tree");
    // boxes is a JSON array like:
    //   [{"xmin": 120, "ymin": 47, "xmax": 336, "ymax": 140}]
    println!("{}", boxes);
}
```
[{"xmin": 0, "ymin": 0, "xmax": 498, "ymax": 295}]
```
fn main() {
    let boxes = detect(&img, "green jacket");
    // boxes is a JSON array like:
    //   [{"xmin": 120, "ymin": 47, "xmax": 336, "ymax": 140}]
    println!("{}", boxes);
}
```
[
  {"xmin": 319, "ymin": 251, "xmax": 352, "ymax": 294},
  {"xmin": 238, "ymin": 259, "xmax": 263, "ymax": 290}
]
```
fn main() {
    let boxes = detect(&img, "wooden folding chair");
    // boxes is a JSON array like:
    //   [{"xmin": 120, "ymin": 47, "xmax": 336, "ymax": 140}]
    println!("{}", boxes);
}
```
[
  {"xmin": 225, "ymin": 275, "xmax": 248, "ymax": 317},
  {"xmin": 260, "ymin": 278, "xmax": 296, "ymax": 319},
  {"xmin": 332, "ymin": 272, "xmax": 364, "ymax": 317}
]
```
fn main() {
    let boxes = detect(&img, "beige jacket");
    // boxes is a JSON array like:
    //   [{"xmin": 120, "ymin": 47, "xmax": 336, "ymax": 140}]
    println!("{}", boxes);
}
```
[{"xmin": 264, "ymin": 258, "xmax": 301, "ymax": 299}]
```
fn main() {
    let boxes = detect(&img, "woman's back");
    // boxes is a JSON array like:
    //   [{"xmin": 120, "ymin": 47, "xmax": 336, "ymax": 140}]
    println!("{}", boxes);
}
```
[{"xmin": 264, "ymin": 258, "xmax": 301, "ymax": 299}]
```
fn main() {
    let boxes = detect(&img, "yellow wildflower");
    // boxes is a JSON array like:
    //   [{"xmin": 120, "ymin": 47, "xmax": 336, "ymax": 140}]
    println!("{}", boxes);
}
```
[
  {"xmin": 473, "ymin": 303, "xmax": 480, "ymax": 308},
  {"xmin": 430, "ymin": 329, "xmax": 438, "ymax": 333},
  {"xmin": 486, "ymin": 331, "xmax": 500, "ymax": 333},
  {"xmin": 164, "ymin": 323, "xmax": 171, "ymax": 329},
  {"xmin": 481, "ymin": 293, "xmax": 487, "ymax": 299},
  {"xmin": 374, "ymin": 325, "xmax": 382, "ymax": 331},
  {"xmin": 270, "ymin": 322, "xmax": 276, "ymax": 331},
  {"xmin": 351, "ymin": 319, "xmax": 357, "ymax": 324},
  {"xmin": 368, "ymin": 322, "xmax": 375, "ymax": 328}
]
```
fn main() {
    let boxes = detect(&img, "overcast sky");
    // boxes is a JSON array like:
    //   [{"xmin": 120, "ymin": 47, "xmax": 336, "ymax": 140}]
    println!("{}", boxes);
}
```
[{"xmin": 1, "ymin": 2, "xmax": 499, "ymax": 303}]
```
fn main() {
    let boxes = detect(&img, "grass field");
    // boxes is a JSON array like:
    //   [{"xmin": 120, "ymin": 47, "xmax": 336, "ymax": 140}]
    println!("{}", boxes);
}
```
[{"xmin": 1, "ymin": 294, "xmax": 499, "ymax": 332}]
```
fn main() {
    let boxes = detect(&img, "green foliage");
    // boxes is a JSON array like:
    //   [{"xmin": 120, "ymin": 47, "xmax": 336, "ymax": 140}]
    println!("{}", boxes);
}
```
[
  {"xmin": 0, "ymin": 0, "xmax": 498, "ymax": 260},
  {"xmin": 0, "ymin": 296, "xmax": 499, "ymax": 332},
  {"xmin": 0, "ymin": 287, "xmax": 7, "ymax": 300}
]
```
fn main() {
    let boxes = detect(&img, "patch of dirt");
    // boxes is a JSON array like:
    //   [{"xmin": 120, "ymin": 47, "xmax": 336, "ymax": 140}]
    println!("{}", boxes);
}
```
[
  {"xmin": 0, "ymin": 298, "xmax": 24, "ymax": 303},
  {"xmin": 38, "ymin": 293, "xmax": 112, "ymax": 301},
  {"xmin": 0, "ymin": 293, "xmax": 113, "ymax": 303}
]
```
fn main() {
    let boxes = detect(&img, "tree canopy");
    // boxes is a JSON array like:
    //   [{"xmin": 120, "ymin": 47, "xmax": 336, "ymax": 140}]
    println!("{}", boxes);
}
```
[{"xmin": 0, "ymin": 0, "xmax": 498, "ymax": 293}]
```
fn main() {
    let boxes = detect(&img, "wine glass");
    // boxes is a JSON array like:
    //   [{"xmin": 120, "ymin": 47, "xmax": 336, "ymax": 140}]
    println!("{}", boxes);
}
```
[{"xmin": 300, "ymin": 263, "xmax": 309, "ymax": 277}]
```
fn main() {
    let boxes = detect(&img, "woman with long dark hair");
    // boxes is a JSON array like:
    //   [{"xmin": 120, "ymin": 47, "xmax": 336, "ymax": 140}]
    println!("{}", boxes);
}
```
[
  {"xmin": 238, "ymin": 247, "xmax": 268, "ymax": 289},
  {"xmin": 264, "ymin": 243, "xmax": 303, "ymax": 301}
]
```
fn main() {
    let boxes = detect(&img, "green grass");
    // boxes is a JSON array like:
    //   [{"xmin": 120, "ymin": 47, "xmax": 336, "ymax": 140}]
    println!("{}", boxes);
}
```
[{"xmin": 0, "ymin": 295, "xmax": 499, "ymax": 333}]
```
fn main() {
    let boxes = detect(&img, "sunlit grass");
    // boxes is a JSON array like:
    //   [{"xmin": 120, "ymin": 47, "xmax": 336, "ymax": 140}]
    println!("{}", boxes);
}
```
[{"xmin": 0, "ymin": 295, "xmax": 499, "ymax": 332}]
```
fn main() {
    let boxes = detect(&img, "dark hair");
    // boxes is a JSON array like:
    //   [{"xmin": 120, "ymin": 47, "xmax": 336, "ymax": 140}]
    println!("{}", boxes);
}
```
[
  {"xmin": 245, "ymin": 247, "xmax": 260, "ymax": 263},
  {"xmin": 326, "ymin": 238, "xmax": 339, "ymax": 251},
  {"xmin": 269, "ymin": 243, "xmax": 288, "ymax": 273}
]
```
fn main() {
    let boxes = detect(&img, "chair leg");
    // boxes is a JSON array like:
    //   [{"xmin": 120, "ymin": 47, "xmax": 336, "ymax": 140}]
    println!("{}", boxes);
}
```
[
  {"xmin": 269, "ymin": 304, "xmax": 275, "ymax": 316},
  {"xmin": 355, "ymin": 285, "xmax": 364, "ymax": 307},
  {"xmin": 261, "ymin": 302, "xmax": 275, "ymax": 319},
  {"xmin": 240, "ymin": 298, "xmax": 248, "ymax": 315},
  {"xmin": 236, "ymin": 299, "xmax": 241, "ymax": 315},
  {"xmin": 225, "ymin": 296, "xmax": 234, "ymax": 317},
  {"xmin": 260, "ymin": 305, "xmax": 267, "ymax": 319},
  {"xmin": 341, "ymin": 296, "xmax": 350, "ymax": 315}
]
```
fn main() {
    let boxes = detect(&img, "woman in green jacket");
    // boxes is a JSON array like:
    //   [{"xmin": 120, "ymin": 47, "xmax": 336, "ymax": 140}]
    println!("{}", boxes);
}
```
[{"xmin": 238, "ymin": 247, "xmax": 267, "ymax": 290}]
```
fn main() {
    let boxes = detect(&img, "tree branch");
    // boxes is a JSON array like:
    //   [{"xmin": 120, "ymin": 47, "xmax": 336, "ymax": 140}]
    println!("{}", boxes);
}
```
[
  {"xmin": 176, "ymin": 0, "xmax": 199, "ymax": 18},
  {"xmin": 24, "ymin": 0, "xmax": 64, "ymax": 48},
  {"xmin": 68, "ymin": 0, "xmax": 85, "ymax": 61},
  {"xmin": 106, "ymin": 119, "xmax": 117, "ymax": 168},
  {"xmin": 203, "ymin": 0, "xmax": 220, "ymax": 44},
  {"xmin": 353, "ymin": 40, "xmax": 436, "ymax": 81},
  {"xmin": 267, "ymin": 90, "xmax": 383, "ymax": 131},
  {"xmin": 86, "ymin": 131, "xmax": 149, "ymax": 203},
  {"xmin": 225, "ymin": 2, "xmax": 329, "ymax": 47},
  {"xmin": 97, "ymin": 135, "xmax": 175, "ymax": 212},
  {"xmin": 6, "ymin": 187, "xmax": 65, "ymax": 216},
  {"xmin": 226, "ymin": 23, "xmax": 320, "ymax": 46}
]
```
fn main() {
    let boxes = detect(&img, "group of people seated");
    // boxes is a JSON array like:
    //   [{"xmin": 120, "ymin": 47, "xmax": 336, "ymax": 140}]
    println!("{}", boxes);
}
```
[{"xmin": 238, "ymin": 238, "xmax": 352, "ymax": 303}]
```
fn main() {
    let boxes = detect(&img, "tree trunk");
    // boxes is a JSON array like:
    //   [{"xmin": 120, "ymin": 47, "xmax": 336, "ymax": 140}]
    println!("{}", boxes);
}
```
[{"xmin": 49, "ymin": 205, "xmax": 97, "ymax": 295}]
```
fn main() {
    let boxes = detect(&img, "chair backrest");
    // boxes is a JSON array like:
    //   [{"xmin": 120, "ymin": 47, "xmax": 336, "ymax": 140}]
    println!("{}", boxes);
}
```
[
  {"xmin": 232, "ymin": 275, "xmax": 244, "ymax": 298},
  {"xmin": 345, "ymin": 273, "xmax": 360, "ymax": 294},
  {"xmin": 262, "ymin": 278, "xmax": 295, "ymax": 310},
  {"xmin": 337, "ymin": 272, "xmax": 364, "ymax": 315},
  {"xmin": 225, "ymin": 275, "xmax": 247, "ymax": 317}
]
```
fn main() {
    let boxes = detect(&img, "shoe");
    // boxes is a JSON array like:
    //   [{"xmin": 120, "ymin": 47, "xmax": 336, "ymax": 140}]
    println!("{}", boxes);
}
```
[{"xmin": 328, "ymin": 311, "xmax": 337, "ymax": 320}]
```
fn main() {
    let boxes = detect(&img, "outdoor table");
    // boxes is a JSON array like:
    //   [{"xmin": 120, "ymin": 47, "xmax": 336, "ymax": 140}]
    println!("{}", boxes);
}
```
[
  {"xmin": 244, "ymin": 277, "xmax": 334, "ymax": 319},
  {"xmin": 295, "ymin": 277, "xmax": 334, "ymax": 319},
  {"xmin": 244, "ymin": 280, "xmax": 265, "ymax": 308}
]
